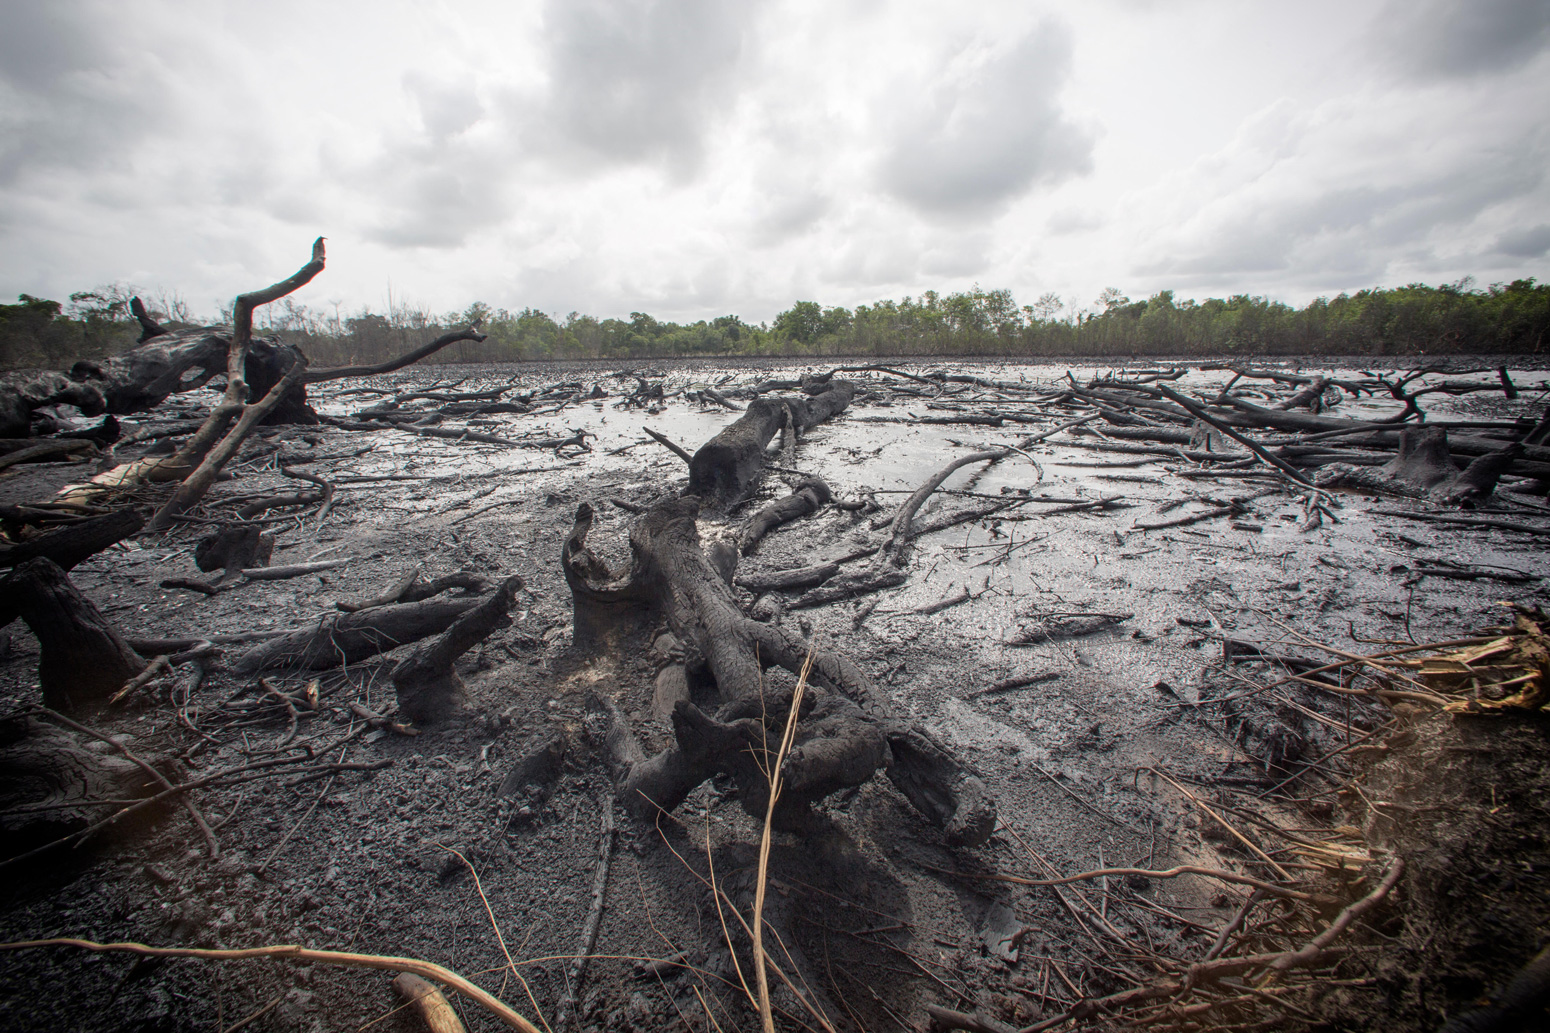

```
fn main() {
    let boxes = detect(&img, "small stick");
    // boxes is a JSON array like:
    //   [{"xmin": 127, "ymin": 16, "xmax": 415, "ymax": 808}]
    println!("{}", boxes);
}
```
[
  {"xmin": 557, "ymin": 790, "xmax": 616, "ymax": 1031},
  {"xmin": 240, "ymin": 558, "xmax": 354, "ymax": 580},
  {"xmin": 916, "ymin": 861, "xmax": 1322, "ymax": 903},
  {"xmin": 1265, "ymin": 856, "xmax": 1404, "ymax": 975},
  {"xmin": 109, "ymin": 655, "xmax": 173, "ymax": 704},
  {"xmin": 963, "ymin": 672, "xmax": 1059, "ymax": 699},
  {"xmin": 1204, "ymin": 889, "xmax": 1264, "ymax": 961},
  {"xmin": 1148, "ymin": 768, "xmax": 1292, "ymax": 880}
]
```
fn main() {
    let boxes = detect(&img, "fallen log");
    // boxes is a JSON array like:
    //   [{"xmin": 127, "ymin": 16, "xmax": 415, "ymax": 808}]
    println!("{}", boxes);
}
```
[
  {"xmin": 0, "ymin": 507, "xmax": 145, "ymax": 571},
  {"xmin": 0, "ymin": 439, "xmax": 96, "ymax": 472},
  {"xmin": 233, "ymin": 596, "xmax": 486, "ymax": 674},
  {"xmin": 688, "ymin": 383, "xmax": 855, "ymax": 499}
]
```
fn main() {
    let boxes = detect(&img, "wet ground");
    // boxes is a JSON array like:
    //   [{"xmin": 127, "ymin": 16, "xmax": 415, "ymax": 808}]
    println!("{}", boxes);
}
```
[{"xmin": 0, "ymin": 357, "xmax": 1546, "ymax": 1032}]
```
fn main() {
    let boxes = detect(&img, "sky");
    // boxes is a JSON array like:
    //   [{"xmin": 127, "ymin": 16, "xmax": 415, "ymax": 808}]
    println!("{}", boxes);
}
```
[{"xmin": 1, "ymin": 0, "xmax": 1548, "ymax": 327}]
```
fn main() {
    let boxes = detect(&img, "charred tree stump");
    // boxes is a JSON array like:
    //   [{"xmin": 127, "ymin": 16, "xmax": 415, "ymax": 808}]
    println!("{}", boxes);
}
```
[
  {"xmin": 393, "ymin": 575, "xmax": 523, "ymax": 724},
  {"xmin": 565, "ymin": 498, "xmax": 994, "ymax": 843},
  {"xmin": 194, "ymin": 524, "xmax": 275, "ymax": 574},
  {"xmin": 1315, "ymin": 425, "xmax": 1519, "ymax": 503},
  {"xmin": 0, "ymin": 558, "xmax": 146, "ymax": 712},
  {"xmin": 246, "ymin": 338, "xmax": 319, "ymax": 426},
  {"xmin": 688, "ymin": 383, "xmax": 855, "ymax": 499}
]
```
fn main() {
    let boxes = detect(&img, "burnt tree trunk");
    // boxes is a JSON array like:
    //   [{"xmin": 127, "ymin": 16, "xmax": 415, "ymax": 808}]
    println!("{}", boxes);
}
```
[
  {"xmin": 0, "ymin": 558, "xmax": 147, "ymax": 713},
  {"xmin": 0, "ymin": 507, "xmax": 146, "ymax": 571},
  {"xmin": 688, "ymin": 383, "xmax": 855, "ymax": 499},
  {"xmin": 565, "ymin": 498, "xmax": 994, "ymax": 843},
  {"xmin": 67, "ymin": 327, "xmax": 230, "ymax": 416},
  {"xmin": 0, "ymin": 716, "xmax": 173, "ymax": 861},
  {"xmin": 234, "ymin": 596, "xmax": 488, "ymax": 674}
]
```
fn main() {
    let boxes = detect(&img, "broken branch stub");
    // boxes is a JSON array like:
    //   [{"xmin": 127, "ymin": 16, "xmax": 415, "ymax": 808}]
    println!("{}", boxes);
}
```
[{"xmin": 393, "ymin": 575, "xmax": 524, "ymax": 724}]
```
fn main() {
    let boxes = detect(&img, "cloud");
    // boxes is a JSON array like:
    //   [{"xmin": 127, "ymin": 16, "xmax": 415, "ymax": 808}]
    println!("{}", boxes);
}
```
[
  {"xmin": 1128, "ymin": 81, "xmax": 1550, "ymax": 292},
  {"xmin": 878, "ymin": 20, "xmax": 1093, "ymax": 217},
  {"xmin": 0, "ymin": 3, "xmax": 174, "ymax": 184},
  {"xmin": 364, "ymin": 74, "xmax": 512, "ymax": 249},
  {"xmin": 1375, "ymin": 0, "xmax": 1550, "ymax": 81},
  {"xmin": 1495, "ymin": 223, "xmax": 1550, "ymax": 257},
  {"xmin": 529, "ymin": 0, "xmax": 765, "ymax": 175}
]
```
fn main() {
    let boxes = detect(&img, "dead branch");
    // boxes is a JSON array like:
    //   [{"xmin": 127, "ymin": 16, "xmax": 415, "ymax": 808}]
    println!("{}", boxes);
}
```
[{"xmin": 302, "ymin": 325, "xmax": 487, "ymax": 383}]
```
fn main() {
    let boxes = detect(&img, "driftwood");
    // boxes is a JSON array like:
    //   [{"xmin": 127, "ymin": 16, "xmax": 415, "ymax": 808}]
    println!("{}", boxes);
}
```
[
  {"xmin": 0, "ymin": 558, "xmax": 147, "ymax": 712},
  {"xmin": 393, "ymin": 575, "xmax": 523, "ymax": 723},
  {"xmin": 566, "ymin": 498, "xmax": 994, "ymax": 842}
]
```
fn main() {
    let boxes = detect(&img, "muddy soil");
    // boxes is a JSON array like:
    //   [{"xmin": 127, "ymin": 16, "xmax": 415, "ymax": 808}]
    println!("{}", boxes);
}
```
[{"xmin": 0, "ymin": 358, "xmax": 1546, "ymax": 1033}]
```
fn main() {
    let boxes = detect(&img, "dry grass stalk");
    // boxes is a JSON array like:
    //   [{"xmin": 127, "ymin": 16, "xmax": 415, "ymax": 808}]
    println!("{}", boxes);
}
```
[{"xmin": 751, "ymin": 648, "xmax": 814, "ymax": 1033}]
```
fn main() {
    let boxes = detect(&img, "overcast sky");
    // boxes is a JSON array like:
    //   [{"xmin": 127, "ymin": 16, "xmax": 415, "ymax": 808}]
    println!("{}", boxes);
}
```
[{"xmin": 2, "ymin": 0, "xmax": 1548, "ymax": 326}]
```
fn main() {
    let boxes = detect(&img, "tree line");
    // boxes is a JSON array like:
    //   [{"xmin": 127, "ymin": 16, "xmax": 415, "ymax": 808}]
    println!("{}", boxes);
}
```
[{"xmin": 3, "ymin": 277, "xmax": 1547, "ymax": 371}]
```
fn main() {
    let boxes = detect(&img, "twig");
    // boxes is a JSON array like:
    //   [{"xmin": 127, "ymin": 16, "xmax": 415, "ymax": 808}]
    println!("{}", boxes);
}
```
[
  {"xmin": 108, "ymin": 655, "xmax": 173, "ymax": 704},
  {"xmin": 754, "ymin": 651, "xmax": 814, "ymax": 1033},
  {"xmin": 557, "ymin": 791, "xmax": 615, "ymax": 1032},
  {"xmin": 963, "ymin": 672, "xmax": 1059, "ymax": 699},
  {"xmin": 1264, "ymin": 856, "xmax": 1405, "ymax": 976}
]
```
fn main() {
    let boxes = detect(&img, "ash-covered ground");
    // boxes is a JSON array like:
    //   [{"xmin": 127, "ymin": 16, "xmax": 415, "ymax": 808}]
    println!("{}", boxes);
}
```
[{"xmin": 1, "ymin": 358, "xmax": 1546, "ymax": 1033}]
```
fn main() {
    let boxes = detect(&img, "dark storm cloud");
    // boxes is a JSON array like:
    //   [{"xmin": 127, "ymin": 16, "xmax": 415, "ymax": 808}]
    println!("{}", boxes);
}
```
[
  {"xmin": 879, "ymin": 21, "xmax": 1093, "ymax": 217},
  {"xmin": 532, "ymin": 0, "xmax": 764, "ymax": 174},
  {"xmin": 1377, "ymin": 0, "xmax": 1550, "ymax": 80}
]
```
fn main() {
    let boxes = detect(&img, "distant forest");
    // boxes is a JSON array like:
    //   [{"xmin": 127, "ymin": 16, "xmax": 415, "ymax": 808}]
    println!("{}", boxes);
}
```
[{"xmin": 3, "ymin": 278, "xmax": 1547, "ymax": 371}]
